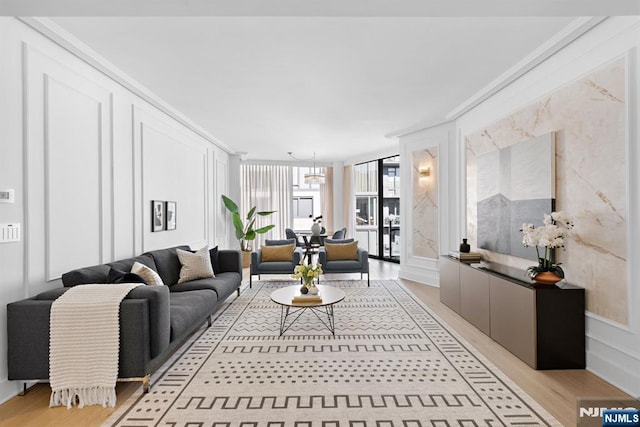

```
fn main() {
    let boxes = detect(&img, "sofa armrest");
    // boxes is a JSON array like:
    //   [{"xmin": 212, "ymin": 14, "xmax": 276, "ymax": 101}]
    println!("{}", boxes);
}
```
[
  {"xmin": 126, "ymin": 285, "xmax": 170, "ymax": 358},
  {"xmin": 218, "ymin": 250, "xmax": 242, "ymax": 279},
  {"xmin": 293, "ymin": 247, "xmax": 303, "ymax": 265},
  {"xmin": 358, "ymin": 248, "xmax": 369, "ymax": 272},
  {"xmin": 318, "ymin": 248, "xmax": 327, "ymax": 266},
  {"xmin": 7, "ymin": 297, "xmax": 153, "ymax": 380},
  {"xmin": 251, "ymin": 250, "xmax": 262, "ymax": 274}
]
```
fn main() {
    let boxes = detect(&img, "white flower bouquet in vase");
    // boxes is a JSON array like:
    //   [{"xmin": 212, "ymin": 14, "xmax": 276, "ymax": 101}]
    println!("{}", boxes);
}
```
[{"xmin": 520, "ymin": 211, "xmax": 574, "ymax": 285}]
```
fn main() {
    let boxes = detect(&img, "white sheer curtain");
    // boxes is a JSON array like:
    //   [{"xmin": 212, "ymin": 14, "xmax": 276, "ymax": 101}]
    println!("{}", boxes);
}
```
[
  {"xmin": 240, "ymin": 164, "xmax": 292, "ymax": 249},
  {"xmin": 319, "ymin": 167, "xmax": 334, "ymax": 234}
]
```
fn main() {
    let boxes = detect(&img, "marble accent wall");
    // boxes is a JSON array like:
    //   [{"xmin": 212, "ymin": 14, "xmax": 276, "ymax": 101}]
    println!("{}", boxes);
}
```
[
  {"xmin": 465, "ymin": 59, "xmax": 627, "ymax": 324},
  {"xmin": 412, "ymin": 147, "xmax": 439, "ymax": 259}
]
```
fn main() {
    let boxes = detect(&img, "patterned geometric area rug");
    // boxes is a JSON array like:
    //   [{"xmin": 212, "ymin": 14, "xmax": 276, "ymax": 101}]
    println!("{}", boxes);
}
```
[{"xmin": 104, "ymin": 280, "xmax": 559, "ymax": 426}]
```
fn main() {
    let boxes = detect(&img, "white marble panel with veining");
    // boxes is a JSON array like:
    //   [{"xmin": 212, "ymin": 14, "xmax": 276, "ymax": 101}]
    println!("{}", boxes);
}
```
[
  {"xmin": 412, "ymin": 148, "xmax": 439, "ymax": 259},
  {"xmin": 465, "ymin": 59, "xmax": 627, "ymax": 325}
]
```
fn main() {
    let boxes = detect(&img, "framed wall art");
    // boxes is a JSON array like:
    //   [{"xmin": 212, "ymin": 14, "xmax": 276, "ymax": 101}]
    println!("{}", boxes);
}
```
[
  {"xmin": 152, "ymin": 200, "xmax": 165, "ymax": 232},
  {"xmin": 165, "ymin": 201, "xmax": 177, "ymax": 230},
  {"xmin": 476, "ymin": 133, "xmax": 555, "ymax": 261}
]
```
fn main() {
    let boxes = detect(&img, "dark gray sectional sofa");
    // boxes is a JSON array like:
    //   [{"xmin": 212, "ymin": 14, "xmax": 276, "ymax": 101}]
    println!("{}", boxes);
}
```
[{"xmin": 7, "ymin": 245, "xmax": 242, "ymax": 393}]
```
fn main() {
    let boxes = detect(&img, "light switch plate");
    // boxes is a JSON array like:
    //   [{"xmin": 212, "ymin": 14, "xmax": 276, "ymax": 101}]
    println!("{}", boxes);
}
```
[
  {"xmin": 0, "ymin": 223, "xmax": 20, "ymax": 243},
  {"xmin": 0, "ymin": 189, "xmax": 15, "ymax": 203}
]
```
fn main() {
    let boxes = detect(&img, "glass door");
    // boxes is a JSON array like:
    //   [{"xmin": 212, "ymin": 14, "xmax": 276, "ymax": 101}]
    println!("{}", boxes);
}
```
[
  {"xmin": 353, "ymin": 155, "xmax": 400, "ymax": 263},
  {"xmin": 381, "ymin": 156, "xmax": 400, "ymax": 262},
  {"xmin": 354, "ymin": 161, "xmax": 378, "ymax": 256}
]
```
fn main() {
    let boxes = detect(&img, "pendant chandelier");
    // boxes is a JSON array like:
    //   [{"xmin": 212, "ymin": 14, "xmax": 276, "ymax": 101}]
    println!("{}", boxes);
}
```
[{"xmin": 288, "ymin": 151, "xmax": 326, "ymax": 184}]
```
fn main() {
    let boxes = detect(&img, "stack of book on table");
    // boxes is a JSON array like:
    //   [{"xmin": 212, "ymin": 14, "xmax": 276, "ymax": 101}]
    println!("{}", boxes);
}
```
[
  {"xmin": 292, "ymin": 294, "xmax": 322, "ymax": 303},
  {"xmin": 448, "ymin": 250, "xmax": 482, "ymax": 263}
]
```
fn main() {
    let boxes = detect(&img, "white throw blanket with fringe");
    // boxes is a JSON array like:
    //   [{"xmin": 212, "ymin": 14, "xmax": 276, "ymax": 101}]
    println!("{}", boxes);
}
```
[{"xmin": 49, "ymin": 283, "xmax": 141, "ymax": 408}]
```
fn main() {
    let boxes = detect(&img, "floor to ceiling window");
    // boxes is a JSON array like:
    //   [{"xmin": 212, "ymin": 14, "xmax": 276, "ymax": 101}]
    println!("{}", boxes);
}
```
[{"xmin": 354, "ymin": 155, "xmax": 400, "ymax": 262}]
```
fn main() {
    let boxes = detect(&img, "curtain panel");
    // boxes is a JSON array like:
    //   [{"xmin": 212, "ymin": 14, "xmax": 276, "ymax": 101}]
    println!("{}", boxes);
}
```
[
  {"xmin": 319, "ymin": 167, "xmax": 334, "ymax": 234},
  {"xmin": 240, "ymin": 164, "xmax": 292, "ymax": 249}
]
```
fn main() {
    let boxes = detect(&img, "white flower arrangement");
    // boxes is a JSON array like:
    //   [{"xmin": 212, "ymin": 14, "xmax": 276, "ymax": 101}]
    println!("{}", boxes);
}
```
[
  {"xmin": 520, "ymin": 211, "xmax": 574, "ymax": 280},
  {"xmin": 293, "ymin": 259, "xmax": 323, "ymax": 286}
]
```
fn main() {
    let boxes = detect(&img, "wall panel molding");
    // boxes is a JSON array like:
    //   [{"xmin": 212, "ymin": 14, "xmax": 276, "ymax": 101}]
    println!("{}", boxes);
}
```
[
  {"xmin": 454, "ymin": 18, "xmax": 640, "ymax": 396},
  {"xmin": 133, "ymin": 103, "xmax": 210, "ymax": 252},
  {"xmin": 24, "ymin": 43, "xmax": 112, "ymax": 284},
  {"xmin": 18, "ymin": 17, "xmax": 235, "ymax": 156}
]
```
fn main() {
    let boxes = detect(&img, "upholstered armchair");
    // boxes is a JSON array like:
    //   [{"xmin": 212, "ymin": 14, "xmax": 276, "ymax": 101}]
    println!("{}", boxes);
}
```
[
  {"xmin": 318, "ymin": 239, "xmax": 369, "ymax": 286},
  {"xmin": 250, "ymin": 238, "xmax": 303, "ymax": 286}
]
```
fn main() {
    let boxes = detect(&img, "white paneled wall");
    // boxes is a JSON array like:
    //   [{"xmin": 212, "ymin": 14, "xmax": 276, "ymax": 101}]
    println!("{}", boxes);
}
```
[
  {"xmin": 0, "ymin": 17, "xmax": 231, "ymax": 403},
  {"xmin": 398, "ymin": 122, "xmax": 456, "ymax": 286}
]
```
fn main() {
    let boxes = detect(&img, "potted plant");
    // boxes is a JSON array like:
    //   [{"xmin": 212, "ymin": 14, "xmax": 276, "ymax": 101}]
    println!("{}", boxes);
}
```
[
  {"xmin": 520, "ymin": 211, "xmax": 574, "ymax": 284},
  {"xmin": 221, "ymin": 195, "xmax": 276, "ymax": 268}
]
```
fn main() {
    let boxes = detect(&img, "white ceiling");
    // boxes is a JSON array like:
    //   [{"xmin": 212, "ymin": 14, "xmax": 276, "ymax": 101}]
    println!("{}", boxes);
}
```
[
  {"xmin": 48, "ymin": 15, "xmax": 584, "ymax": 162},
  {"xmin": 6, "ymin": 3, "xmax": 640, "ymax": 162}
]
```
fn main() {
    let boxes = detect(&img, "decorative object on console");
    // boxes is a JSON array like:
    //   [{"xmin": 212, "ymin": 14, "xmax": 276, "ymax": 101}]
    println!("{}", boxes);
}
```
[
  {"xmin": 459, "ymin": 238, "xmax": 471, "ymax": 253},
  {"xmin": 477, "ymin": 133, "xmax": 555, "ymax": 260},
  {"xmin": 520, "ymin": 211, "xmax": 574, "ymax": 285},
  {"xmin": 221, "ymin": 194, "xmax": 276, "ymax": 268},
  {"xmin": 151, "ymin": 200, "xmax": 164, "ymax": 232},
  {"xmin": 165, "ymin": 201, "xmax": 176, "ymax": 230},
  {"xmin": 448, "ymin": 250, "xmax": 481, "ymax": 263}
]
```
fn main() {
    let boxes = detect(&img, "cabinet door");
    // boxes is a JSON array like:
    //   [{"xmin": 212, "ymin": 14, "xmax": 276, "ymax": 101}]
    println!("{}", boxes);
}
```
[
  {"xmin": 490, "ymin": 276, "xmax": 536, "ymax": 368},
  {"xmin": 460, "ymin": 264, "xmax": 491, "ymax": 335},
  {"xmin": 439, "ymin": 257, "xmax": 460, "ymax": 313}
]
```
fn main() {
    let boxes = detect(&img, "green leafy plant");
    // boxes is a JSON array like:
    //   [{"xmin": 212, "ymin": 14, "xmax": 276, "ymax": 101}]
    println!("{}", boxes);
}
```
[{"xmin": 221, "ymin": 195, "xmax": 276, "ymax": 251}]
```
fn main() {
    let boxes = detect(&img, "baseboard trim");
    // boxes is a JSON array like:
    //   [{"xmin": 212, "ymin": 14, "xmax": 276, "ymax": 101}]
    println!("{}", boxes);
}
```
[
  {"xmin": 399, "ymin": 264, "xmax": 438, "ymax": 286},
  {"xmin": 586, "ymin": 337, "xmax": 640, "ymax": 398}
]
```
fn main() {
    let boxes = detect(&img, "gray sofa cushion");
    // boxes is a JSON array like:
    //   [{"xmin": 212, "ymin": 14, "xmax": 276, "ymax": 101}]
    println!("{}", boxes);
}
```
[
  {"xmin": 265, "ymin": 238, "xmax": 296, "ymax": 246},
  {"xmin": 144, "ymin": 246, "xmax": 190, "ymax": 286},
  {"xmin": 170, "ymin": 272, "xmax": 241, "ymax": 301},
  {"xmin": 325, "ymin": 260, "xmax": 362, "ymax": 271},
  {"xmin": 107, "ymin": 268, "xmax": 147, "ymax": 284},
  {"xmin": 62, "ymin": 254, "xmax": 157, "ymax": 287},
  {"xmin": 61, "ymin": 265, "xmax": 110, "ymax": 287},
  {"xmin": 257, "ymin": 261, "xmax": 296, "ymax": 272},
  {"xmin": 324, "ymin": 238, "xmax": 355, "ymax": 244},
  {"xmin": 169, "ymin": 290, "xmax": 216, "ymax": 341},
  {"xmin": 34, "ymin": 288, "xmax": 69, "ymax": 300},
  {"xmin": 107, "ymin": 254, "xmax": 156, "ymax": 276}
]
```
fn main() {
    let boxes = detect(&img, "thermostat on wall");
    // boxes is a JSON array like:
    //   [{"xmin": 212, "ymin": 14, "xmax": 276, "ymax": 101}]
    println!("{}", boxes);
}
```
[{"xmin": 0, "ymin": 189, "xmax": 15, "ymax": 203}]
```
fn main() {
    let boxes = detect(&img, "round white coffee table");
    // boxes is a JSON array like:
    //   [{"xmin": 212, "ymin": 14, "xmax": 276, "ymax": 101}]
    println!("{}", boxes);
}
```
[{"xmin": 270, "ymin": 284, "xmax": 345, "ymax": 336}]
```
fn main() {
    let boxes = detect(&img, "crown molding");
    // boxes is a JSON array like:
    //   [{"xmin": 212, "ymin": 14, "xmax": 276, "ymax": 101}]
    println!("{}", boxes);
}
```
[
  {"xmin": 444, "ymin": 16, "xmax": 607, "ymax": 121},
  {"xmin": 3, "ymin": 0, "xmax": 640, "ymax": 16},
  {"xmin": 385, "ymin": 16, "xmax": 607, "ymax": 139},
  {"xmin": 17, "ymin": 17, "xmax": 236, "ymax": 155}
]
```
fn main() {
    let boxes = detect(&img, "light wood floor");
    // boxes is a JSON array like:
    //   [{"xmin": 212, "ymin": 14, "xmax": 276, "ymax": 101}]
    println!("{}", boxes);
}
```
[{"xmin": 0, "ymin": 260, "xmax": 631, "ymax": 426}]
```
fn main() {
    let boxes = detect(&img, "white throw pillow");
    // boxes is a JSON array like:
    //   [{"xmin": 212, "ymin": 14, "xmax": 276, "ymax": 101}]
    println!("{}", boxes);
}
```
[
  {"xmin": 131, "ymin": 261, "xmax": 164, "ymax": 286},
  {"xmin": 177, "ymin": 246, "xmax": 215, "ymax": 284}
]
